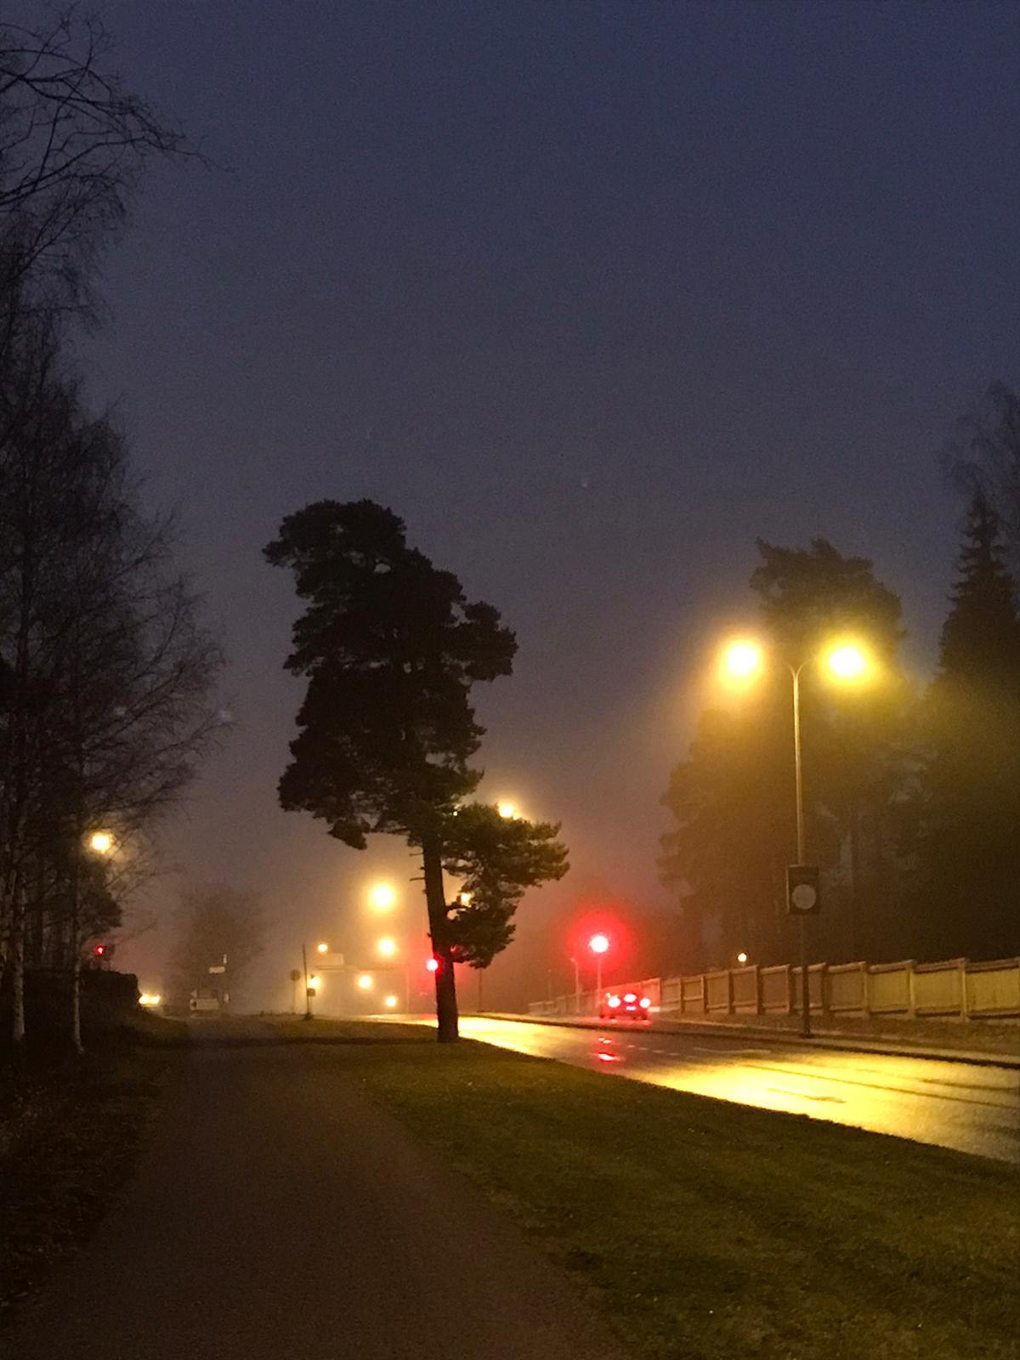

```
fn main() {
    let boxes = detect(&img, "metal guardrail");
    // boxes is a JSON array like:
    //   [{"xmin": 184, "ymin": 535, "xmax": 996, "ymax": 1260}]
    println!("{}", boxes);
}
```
[{"xmin": 530, "ymin": 955, "xmax": 1020, "ymax": 1021}]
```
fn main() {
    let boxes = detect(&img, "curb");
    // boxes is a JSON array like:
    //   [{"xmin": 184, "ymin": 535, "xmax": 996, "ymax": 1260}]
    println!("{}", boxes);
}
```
[{"xmin": 479, "ymin": 1013, "xmax": 1020, "ymax": 1069}]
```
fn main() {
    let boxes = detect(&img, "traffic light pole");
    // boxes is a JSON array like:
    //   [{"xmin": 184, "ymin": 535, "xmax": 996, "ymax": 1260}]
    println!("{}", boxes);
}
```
[{"xmin": 791, "ymin": 665, "xmax": 811, "ymax": 1038}]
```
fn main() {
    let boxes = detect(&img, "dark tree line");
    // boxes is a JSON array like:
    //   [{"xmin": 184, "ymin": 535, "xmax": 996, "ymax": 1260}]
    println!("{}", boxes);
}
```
[
  {"xmin": 0, "ymin": 10, "xmax": 218, "ymax": 1054},
  {"xmin": 660, "ymin": 385, "xmax": 1020, "ymax": 970}
]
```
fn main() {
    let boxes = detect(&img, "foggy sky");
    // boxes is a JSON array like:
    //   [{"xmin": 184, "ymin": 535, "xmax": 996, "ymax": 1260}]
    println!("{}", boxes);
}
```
[{"xmin": 60, "ymin": 1, "xmax": 1019, "ymax": 1006}]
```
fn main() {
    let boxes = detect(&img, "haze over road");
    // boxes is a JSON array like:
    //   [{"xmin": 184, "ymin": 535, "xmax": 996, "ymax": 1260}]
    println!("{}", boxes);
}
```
[{"xmin": 452, "ymin": 1016, "xmax": 1020, "ymax": 1163}]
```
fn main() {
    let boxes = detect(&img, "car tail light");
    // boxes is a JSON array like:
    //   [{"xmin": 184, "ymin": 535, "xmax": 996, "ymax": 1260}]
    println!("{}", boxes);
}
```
[
  {"xmin": 640, "ymin": 997, "xmax": 651, "ymax": 1008},
  {"xmin": 608, "ymin": 995, "xmax": 621, "ymax": 1008}
]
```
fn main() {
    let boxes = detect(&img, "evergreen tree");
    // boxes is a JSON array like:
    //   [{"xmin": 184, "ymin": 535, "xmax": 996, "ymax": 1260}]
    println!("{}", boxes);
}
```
[
  {"xmin": 266, "ymin": 500, "xmax": 566, "ymax": 1040},
  {"xmin": 918, "ymin": 495, "xmax": 1020, "ymax": 959}
]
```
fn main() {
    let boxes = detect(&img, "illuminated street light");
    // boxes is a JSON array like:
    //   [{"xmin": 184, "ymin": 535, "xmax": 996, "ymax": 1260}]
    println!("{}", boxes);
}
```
[
  {"xmin": 722, "ymin": 640, "xmax": 763, "ymax": 681},
  {"xmin": 736, "ymin": 952, "xmax": 748, "ymax": 966},
  {"xmin": 88, "ymin": 830, "xmax": 113, "ymax": 855},
  {"xmin": 384, "ymin": 994, "xmax": 398, "ymax": 1008},
  {"xmin": 316, "ymin": 941, "xmax": 328, "ymax": 954},
  {"xmin": 712, "ymin": 633, "xmax": 875, "ymax": 1037},
  {"xmin": 457, "ymin": 890, "xmax": 473, "ymax": 907},
  {"xmin": 377, "ymin": 937, "xmax": 396, "ymax": 957},
  {"xmin": 369, "ymin": 882, "xmax": 396, "ymax": 910},
  {"xmin": 497, "ymin": 801, "xmax": 517, "ymax": 820},
  {"xmin": 826, "ymin": 643, "xmax": 870, "ymax": 681},
  {"xmin": 308, "ymin": 975, "xmax": 320, "ymax": 990},
  {"xmin": 425, "ymin": 957, "xmax": 439, "ymax": 973},
  {"xmin": 589, "ymin": 933, "xmax": 609, "ymax": 955},
  {"xmin": 357, "ymin": 974, "xmax": 373, "ymax": 990}
]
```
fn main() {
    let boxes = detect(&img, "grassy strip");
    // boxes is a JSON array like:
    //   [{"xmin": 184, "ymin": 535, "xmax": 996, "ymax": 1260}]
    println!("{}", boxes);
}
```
[
  {"xmin": 0, "ymin": 1015, "xmax": 187, "ymax": 1329},
  {"xmin": 269, "ymin": 1017, "xmax": 1019, "ymax": 1360}
]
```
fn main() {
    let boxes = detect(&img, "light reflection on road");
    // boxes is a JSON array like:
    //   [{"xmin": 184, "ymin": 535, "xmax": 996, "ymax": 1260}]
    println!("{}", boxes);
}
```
[{"xmin": 454, "ymin": 1015, "xmax": 1020, "ymax": 1163}]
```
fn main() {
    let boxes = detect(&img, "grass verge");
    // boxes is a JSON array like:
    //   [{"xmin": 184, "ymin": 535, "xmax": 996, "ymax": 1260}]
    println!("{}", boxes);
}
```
[
  {"xmin": 268, "ymin": 1016, "xmax": 1019, "ymax": 1360},
  {"xmin": 0, "ymin": 1014, "xmax": 187, "ymax": 1329}
]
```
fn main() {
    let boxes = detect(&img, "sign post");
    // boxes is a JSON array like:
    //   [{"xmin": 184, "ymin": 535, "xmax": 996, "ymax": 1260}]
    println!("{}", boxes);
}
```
[{"xmin": 787, "ymin": 864, "xmax": 820, "ymax": 1036}]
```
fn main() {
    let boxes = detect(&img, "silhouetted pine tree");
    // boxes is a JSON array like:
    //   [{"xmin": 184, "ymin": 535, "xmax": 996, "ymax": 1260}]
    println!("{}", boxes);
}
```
[{"xmin": 919, "ymin": 494, "xmax": 1020, "ymax": 959}]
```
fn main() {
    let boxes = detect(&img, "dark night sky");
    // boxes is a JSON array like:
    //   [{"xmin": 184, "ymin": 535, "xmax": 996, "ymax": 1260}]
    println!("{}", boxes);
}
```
[{"xmin": 56, "ymin": 1, "xmax": 1019, "ymax": 1004}]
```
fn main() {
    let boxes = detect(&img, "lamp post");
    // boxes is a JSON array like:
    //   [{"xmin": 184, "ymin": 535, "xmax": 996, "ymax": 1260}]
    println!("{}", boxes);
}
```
[
  {"xmin": 588, "ymin": 933, "xmax": 609, "ymax": 1009},
  {"xmin": 722, "ymin": 638, "xmax": 871, "ymax": 1039}
]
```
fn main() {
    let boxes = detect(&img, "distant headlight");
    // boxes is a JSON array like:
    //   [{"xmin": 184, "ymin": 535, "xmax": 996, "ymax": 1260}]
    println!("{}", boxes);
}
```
[{"xmin": 608, "ymin": 996, "xmax": 621, "ymax": 1008}]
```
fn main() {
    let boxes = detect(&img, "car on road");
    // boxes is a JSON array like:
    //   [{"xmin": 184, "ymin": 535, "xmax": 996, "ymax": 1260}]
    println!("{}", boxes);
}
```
[{"xmin": 598, "ymin": 990, "xmax": 652, "ymax": 1022}]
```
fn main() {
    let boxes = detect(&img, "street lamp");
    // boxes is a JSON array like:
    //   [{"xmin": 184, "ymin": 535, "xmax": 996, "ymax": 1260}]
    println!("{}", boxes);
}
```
[
  {"xmin": 736, "ymin": 951, "xmax": 748, "ymax": 966},
  {"xmin": 369, "ymin": 882, "xmax": 396, "ymax": 910},
  {"xmin": 589, "ymin": 933, "xmax": 609, "ymax": 1005},
  {"xmin": 720, "ymin": 637, "xmax": 873, "ymax": 1036},
  {"xmin": 377, "ymin": 936, "xmax": 396, "ymax": 957},
  {"xmin": 87, "ymin": 829, "xmax": 114, "ymax": 855},
  {"xmin": 357, "ymin": 973, "xmax": 373, "ymax": 990},
  {"xmin": 316, "ymin": 941, "xmax": 329, "ymax": 954},
  {"xmin": 497, "ymin": 801, "xmax": 517, "ymax": 820}
]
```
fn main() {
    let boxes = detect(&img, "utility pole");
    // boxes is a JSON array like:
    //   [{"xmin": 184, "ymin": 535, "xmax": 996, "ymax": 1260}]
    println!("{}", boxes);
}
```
[
  {"xmin": 302, "ymin": 941, "xmax": 312, "ymax": 1020},
  {"xmin": 791, "ymin": 666, "xmax": 811, "ymax": 1039}
]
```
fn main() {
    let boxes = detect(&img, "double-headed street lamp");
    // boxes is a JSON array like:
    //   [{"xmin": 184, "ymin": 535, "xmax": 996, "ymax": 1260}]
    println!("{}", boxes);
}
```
[{"xmin": 722, "ymin": 637, "xmax": 873, "ymax": 1037}]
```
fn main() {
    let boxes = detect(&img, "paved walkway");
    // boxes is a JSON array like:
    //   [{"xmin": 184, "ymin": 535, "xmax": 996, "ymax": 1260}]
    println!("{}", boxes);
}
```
[{"xmin": 8, "ymin": 1025, "xmax": 628, "ymax": 1360}]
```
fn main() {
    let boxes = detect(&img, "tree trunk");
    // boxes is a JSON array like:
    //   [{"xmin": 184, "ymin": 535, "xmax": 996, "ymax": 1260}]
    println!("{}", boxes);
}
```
[
  {"xmin": 422, "ymin": 837, "xmax": 458, "ymax": 1042},
  {"xmin": 69, "ymin": 838, "xmax": 83, "ymax": 1055},
  {"xmin": 11, "ymin": 873, "xmax": 26, "ymax": 1050}
]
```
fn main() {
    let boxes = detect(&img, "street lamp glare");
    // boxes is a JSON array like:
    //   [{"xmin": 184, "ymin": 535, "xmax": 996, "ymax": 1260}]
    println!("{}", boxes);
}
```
[
  {"xmin": 588, "ymin": 933, "xmax": 609, "ymax": 955},
  {"xmin": 826, "ymin": 643, "xmax": 869, "ymax": 682},
  {"xmin": 497, "ymin": 801, "xmax": 517, "ymax": 820},
  {"xmin": 88, "ymin": 830, "xmax": 113, "ymax": 855},
  {"xmin": 377, "ymin": 936, "xmax": 396, "ymax": 957},
  {"xmin": 736, "ymin": 951, "xmax": 748, "ymax": 966},
  {"xmin": 369, "ymin": 883, "xmax": 396, "ymax": 910},
  {"xmin": 316, "ymin": 941, "xmax": 328, "ymax": 954},
  {"xmin": 357, "ymin": 974, "xmax": 373, "ymax": 989},
  {"xmin": 308, "ymin": 975, "xmax": 320, "ymax": 989},
  {"xmin": 384, "ymin": 994, "xmax": 398, "ymax": 1008},
  {"xmin": 723, "ymin": 640, "xmax": 763, "ymax": 680}
]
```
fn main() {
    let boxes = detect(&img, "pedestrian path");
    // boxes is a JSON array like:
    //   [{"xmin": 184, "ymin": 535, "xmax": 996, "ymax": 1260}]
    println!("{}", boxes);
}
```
[{"xmin": 8, "ymin": 1023, "xmax": 628, "ymax": 1360}]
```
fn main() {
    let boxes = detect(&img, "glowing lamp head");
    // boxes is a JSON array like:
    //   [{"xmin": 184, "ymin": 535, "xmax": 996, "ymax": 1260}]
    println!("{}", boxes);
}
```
[
  {"xmin": 723, "ymin": 640, "xmax": 763, "ymax": 681},
  {"xmin": 377, "ymin": 937, "xmax": 396, "ymax": 957},
  {"xmin": 369, "ymin": 883, "xmax": 396, "ymax": 910},
  {"xmin": 88, "ymin": 831, "xmax": 113, "ymax": 855},
  {"xmin": 737, "ymin": 951, "xmax": 748, "ymax": 965},
  {"xmin": 425, "ymin": 957, "xmax": 440, "ymax": 973},
  {"xmin": 588, "ymin": 933, "xmax": 609, "ymax": 955},
  {"xmin": 826, "ymin": 643, "xmax": 869, "ymax": 682},
  {"xmin": 357, "ymin": 974, "xmax": 373, "ymax": 990},
  {"xmin": 497, "ymin": 801, "xmax": 518, "ymax": 820},
  {"xmin": 308, "ymin": 975, "xmax": 320, "ymax": 989},
  {"xmin": 316, "ymin": 941, "xmax": 328, "ymax": 954},
  {"xmin": 384, "ymin": 994, "xmax": 398, "ymax": 1008}
]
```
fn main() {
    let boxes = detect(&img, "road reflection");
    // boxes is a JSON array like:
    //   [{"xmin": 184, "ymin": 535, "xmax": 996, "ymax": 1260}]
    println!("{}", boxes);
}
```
[{"xmin": 455, "ymin": 1015, "xmax": 1020, "ymax": 1162}]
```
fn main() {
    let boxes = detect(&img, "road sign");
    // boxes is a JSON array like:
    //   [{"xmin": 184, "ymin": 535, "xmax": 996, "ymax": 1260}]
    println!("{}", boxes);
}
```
[
  {"xmin": 306, "ymin": 986, "xmax": 317, "ymax": 997},
  {"xmin": 787, "ymin": 864, "xmax": 820, "ymax": 915}
]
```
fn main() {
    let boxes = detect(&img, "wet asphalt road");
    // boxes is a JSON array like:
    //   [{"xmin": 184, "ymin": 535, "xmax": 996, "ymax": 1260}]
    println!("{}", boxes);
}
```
[
  {"xmin": 454, "ymin": 1015, "xmax": 1020, "ymax": 1163},
  {"xmin": 8, "ymin": 1022, "xmax": 628, "ymax": 1360}
]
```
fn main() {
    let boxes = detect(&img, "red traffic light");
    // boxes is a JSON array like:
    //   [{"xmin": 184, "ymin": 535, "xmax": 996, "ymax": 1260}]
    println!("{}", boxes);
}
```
[{"xmin": 93, "ymin": 943, "xmax": 107, "ymax": 957}]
